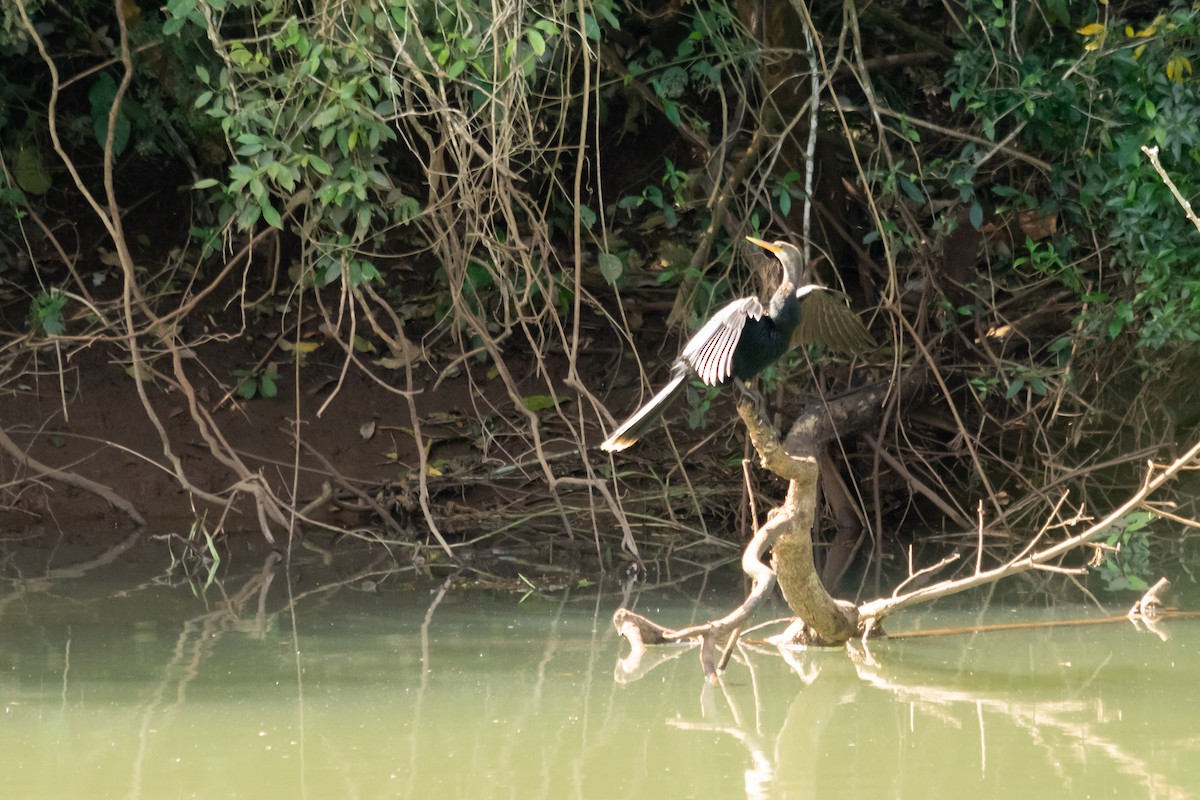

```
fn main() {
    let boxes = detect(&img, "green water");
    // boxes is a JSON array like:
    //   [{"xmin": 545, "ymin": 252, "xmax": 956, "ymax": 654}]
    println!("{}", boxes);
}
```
[{"xmin": 2, "ymin": 547, "xmax": 1196, "ymax": 799}]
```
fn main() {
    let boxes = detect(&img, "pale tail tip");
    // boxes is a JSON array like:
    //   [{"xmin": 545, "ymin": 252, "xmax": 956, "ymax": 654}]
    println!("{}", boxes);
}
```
[{"xmin": 600, "ymin": 436, "xmax": 635, "ymax": 452}]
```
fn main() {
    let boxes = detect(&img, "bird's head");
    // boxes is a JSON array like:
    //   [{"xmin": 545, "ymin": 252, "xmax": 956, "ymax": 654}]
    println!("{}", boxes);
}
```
[{"xmin": 745, "ymin": 236, "xmax": 805, "ymax": 286}]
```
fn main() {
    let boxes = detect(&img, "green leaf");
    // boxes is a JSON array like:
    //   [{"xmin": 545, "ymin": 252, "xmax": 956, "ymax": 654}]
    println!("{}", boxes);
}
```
[
  {"xmin": 312, "ymin": 107, "xmax": 340, "ymax": 128},
  {"xmin": 30, "ymin": 293, "xmax": 67, "ymax": 336},
  {"xmin": 899, "ymin": 175, "xmax": 925, "ymax": 203},
  {"xmin": 583, "ymin": 12, "xmax": 601, "ymax": 40},
  {"xmin": 355, "ymin": 204, "xmax": 373, "ymax": 238},
  {"xmin": 236, "ymin": 203, "xmax": 262, "ymax": 230},
  {"xmin": 526, "ymin": 29, "xmax": 546, "ymax": 57},
  {"xmin": 662, "ymin": 99, "xmax": 681, "ymax": 126},
  {"xmin": 235, "ymin": 376, "xmax": 258, "ymax": 400},
  {"xmin": 359, "ymin": 261, "xmax": 381, "ymax": 282},
  {"xmin": 88, "ymin": 74, "xmax": 131, "ymax": 156},
  {"xmin": 446, "ymin": 59, "xmax": 467, "ymax": 80},
  {"xmin": 617, "ymin": 195, "xmax": 643, "ymax": 211},
  {"xmin": 522, "ymin": 394, "xmax": 557, "ymax": 412},
  {"xmin": 307, "ymin": 155, "xmax": 333, "ymax": 175},
  {"xmin": 596, "ymin": 1, "xmax": 620, "ymax": 28},
  {"xmin": 261, "ymin": 202, "xmax": 282, "ymax": 229},
  {"xmin": 1126, "ymin": 514, "xmax": 1153, "ymax": 532},
  {"xmin": 578, "ymin": 204, "xmax": 596, "ymax": 229},
  {"xmin": 14, "ymin": 146, "xmax": 51, "ymax": 195},
  {"xmin": 969, "ymin": 201, "xmax": 984, "ymax": 230},
  {"xmin": 598, "ymin": 252, "xmax": 623, "ymax": 285},
  {"xmin": 1004, "ymin": 378, "xmax": 1025, "ymax": 399},
  {"xmin": 395, "ymin": 195, "xmax": 421, "ymax": 223}
]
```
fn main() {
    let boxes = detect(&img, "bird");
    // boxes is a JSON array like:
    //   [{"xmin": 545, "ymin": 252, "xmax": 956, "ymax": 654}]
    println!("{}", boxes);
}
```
[{"xmin": 600, "ymin": 236, "xmax": 874, "ymax": 452}]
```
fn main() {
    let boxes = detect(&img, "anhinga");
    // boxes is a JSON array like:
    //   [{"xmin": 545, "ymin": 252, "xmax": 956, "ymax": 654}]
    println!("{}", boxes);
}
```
[{"xmin": 600, "ymin": 236, "xmax": 874, "ymax": 452}]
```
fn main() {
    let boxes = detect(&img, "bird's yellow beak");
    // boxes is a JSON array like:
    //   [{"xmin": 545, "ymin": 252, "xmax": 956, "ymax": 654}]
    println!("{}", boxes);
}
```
[{"xmin": 745, "ymin": 236, "xmax": 782, "ymax": 254}]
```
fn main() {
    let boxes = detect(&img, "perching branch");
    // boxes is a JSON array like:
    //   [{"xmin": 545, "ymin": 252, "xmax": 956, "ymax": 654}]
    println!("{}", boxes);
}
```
[{"xmin": 612, "ymin": 376, "xmax": 916, "ymax": 676}]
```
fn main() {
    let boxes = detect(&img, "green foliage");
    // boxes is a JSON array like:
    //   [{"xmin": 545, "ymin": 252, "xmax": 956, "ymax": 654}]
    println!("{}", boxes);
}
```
[
  {"xmin": 28, "ymin": 290, "xmax": 66, "ymax": 335},
  {"xmin": 617, "ymin": 158, "xmax": 690, "ymax": 228},
  {"xmin": 160, "ymin": 516, "xmax": 222, "ymax": 596},
  {"xmin": 231, "ymin": 364, "xmax": 279, "ymax": 400},
  {"xmin": 949, "ymin": 1, "xmax": 1200, "ymax": 351},
  {"xmin": 685, "ymin": 382, "xmax": 719, "ymax": 430},
  {"xmin": 597, "ymin": 251, "xmax": 624, "ymax": 285},
  {"xmin": 624, "ymin": 2, "xmax": 740, "ymax": 129},
  {"xmin": 1093, "ymin": 511, "xmax": 1156, "ymax": 592},
  {"xmin": 178, "ymin": 6, "xmax": 404, "ymax": 275},
  {"xmin": 13, "ymin": 144, "xmax": 50, "ymax": 195},
  {"xmin": 156, "ymin": 0, "xmax": 611, "ymax": 318},
  {"xmin": 3, "ymin": 0, "xmax": 758, "ymax": 342},
  {"xmin": 774, "ymin": 170, "xmax": 806, "ymax": 216},
  {"xmin": 165, "ymin": 0, "xmax": 575, "ymax": 290},
  {"xmin": 968, "ymin": 374, "xmax": 1000, "ymax": 399},
  {"xmin": 1002, "ymin": 364, "xmax": 1051, "ymax": 400},
  {"xmin": 88, "ymin": 73, "xmax": 132, "ymax": 156}
]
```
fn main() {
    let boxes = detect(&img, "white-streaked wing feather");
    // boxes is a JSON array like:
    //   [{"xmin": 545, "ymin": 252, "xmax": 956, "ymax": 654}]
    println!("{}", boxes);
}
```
[{"xmin": 680, "ymin": 297, "xmax": 762, "ymax": 385}]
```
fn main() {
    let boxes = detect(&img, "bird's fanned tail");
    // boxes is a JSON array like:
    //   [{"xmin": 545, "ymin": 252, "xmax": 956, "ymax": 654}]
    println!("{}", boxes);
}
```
[{"xmin": 599, "ymin": 372, "xmax": 689, "ymax": 452}]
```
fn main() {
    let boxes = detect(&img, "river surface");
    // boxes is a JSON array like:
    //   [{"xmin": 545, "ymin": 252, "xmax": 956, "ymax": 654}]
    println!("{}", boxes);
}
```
[{"xmin": 1, "ymin": 541, "xmax": 1196, "ymax": 799}]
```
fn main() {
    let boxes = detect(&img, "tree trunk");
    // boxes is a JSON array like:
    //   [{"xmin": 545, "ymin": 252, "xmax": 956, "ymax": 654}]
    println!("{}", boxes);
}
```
[{"xmin": 746, "ymin": 372, "xmax": 925, "ymax": 644}]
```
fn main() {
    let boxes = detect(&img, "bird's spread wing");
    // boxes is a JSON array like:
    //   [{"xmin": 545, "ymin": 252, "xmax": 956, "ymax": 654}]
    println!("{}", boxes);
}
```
[
  {"xmin": 794, "ymin": 286, "xmax": 876, "ymax": 355},
  {"xmin": 680, "ymin": 296, "xmax": 763, "ymax": 385}
]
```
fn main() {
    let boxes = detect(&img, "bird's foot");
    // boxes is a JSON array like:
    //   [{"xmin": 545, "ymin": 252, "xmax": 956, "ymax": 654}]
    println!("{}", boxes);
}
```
[{"xmin": 733, "ymin": 379, "xmax": 769, "ymax": 421}]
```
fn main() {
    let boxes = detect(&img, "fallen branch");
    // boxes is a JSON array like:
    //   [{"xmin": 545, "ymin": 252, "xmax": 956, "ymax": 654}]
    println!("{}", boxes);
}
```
[
  {"xmin": 858, "ymin": 437, "xmax": 1200, "ymax": 630},
  {"xmin": 611, "ymin": 474, "xmax": 781, "ymax": 680},
  {"xmin": 0, "ymin": 426, "xmax": 145, "ymax": 527}
]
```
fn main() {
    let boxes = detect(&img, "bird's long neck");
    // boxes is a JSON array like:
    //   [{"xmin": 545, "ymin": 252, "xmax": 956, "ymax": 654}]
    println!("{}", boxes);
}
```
[{"xmin": 767, "ymin": 260, "xmax": 800, "ymax": 321}]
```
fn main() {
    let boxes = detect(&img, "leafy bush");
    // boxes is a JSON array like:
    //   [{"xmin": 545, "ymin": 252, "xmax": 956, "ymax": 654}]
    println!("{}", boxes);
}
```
[{"xmin": 949, "ymin": 1, "xmax": 1200, "ymax": 351}]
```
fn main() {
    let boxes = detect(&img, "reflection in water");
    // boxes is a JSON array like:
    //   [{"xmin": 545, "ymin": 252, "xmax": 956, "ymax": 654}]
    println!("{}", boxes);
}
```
[
  {"xmin": 846, "ymin": 643, "xmax": 1187, "ymax": 799},
  {"xmin": 1, "ymin": 544, "xmax": 1197, "ymax": 799}
]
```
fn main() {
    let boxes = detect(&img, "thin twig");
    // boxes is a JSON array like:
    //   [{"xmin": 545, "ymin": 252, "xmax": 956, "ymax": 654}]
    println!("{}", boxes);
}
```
[{"xmin": 1142, "ymin": 145, "xmax": 1200, "ymax": 234}]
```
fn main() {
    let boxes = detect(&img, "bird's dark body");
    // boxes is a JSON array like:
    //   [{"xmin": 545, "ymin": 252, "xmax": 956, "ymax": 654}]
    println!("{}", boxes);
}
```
[
  {"xmin": 730, "ymin": 295, "xmax": 799, "ymax": 381},
  {"xmin": 600, "ymin": 237, "xmax": 872, "ymax": 452}
]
